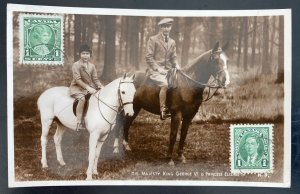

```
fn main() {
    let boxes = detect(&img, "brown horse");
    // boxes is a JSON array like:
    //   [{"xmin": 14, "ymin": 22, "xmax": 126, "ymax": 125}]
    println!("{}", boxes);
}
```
[{"xmin": 114, "ymin": 42, "xmax": 230, "ymax": 165}]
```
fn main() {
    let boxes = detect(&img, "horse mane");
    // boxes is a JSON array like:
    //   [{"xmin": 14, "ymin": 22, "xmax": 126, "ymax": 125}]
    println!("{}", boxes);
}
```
[
  {"xmin": 98, "ymin": 78, "xmax": 120, "ymax": 98},
  {"xmin": 182, "ymin": 49, "xmax": 211, "ymax": 75}
]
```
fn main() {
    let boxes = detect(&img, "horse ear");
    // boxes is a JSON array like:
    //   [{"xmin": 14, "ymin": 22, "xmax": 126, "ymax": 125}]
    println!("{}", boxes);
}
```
[
  {"xmin": 213, "ymin": 41, "xmax": 220, "ymax": 52},
  {"xmin": 222, "ymin": 41, "xmax": 229, "ymax": 51},
  {"xmin": 131, "ymin": 73, "xmax": 136, "ymax": 80},
  {"xmin": 123, "ymin": 73, "xmax": 127, "ymax": 79}
]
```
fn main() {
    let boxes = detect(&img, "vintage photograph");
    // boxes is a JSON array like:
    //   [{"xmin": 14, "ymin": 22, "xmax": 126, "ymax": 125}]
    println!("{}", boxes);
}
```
[{"xmin": 7, "ymin": 4, "xmax": 291, "ymax": 187}]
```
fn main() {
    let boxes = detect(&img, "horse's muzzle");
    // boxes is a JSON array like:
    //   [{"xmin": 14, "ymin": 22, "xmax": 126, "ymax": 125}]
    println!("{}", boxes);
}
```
[{"xmin": 123, "ymin": 103, "xmax": 134, "ymax": 117}]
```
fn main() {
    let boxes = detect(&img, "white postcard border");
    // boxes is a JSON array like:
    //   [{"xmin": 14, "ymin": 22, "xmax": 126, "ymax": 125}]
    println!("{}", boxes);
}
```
[{"xmin": 7, "ymin": 4, "xmax": 292, "ymax": 188}]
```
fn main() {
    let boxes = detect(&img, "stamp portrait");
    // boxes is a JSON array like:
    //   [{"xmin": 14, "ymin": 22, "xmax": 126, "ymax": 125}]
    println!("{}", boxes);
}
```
[
  {"xmin": 230, "ymin": 124, "xmax": 274, "ymax": 174},
  {"xmin": 19, "ymin": 14, "xmax": 64, "ymax": 65}
]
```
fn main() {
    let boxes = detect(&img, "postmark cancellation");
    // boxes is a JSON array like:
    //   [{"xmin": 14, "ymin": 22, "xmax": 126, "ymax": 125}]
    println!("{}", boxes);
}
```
[
  {"xmin": 19, "ymin": 14, "xmax": 64, "ymax": 65},
  {"xmin": 230, "ymin": 124, "xmax": 274, "ymax": 174}
]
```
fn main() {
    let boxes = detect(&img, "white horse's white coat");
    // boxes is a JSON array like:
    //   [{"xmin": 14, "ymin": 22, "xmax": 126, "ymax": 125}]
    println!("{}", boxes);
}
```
[{"xmin": 37, "ymin": 75, "xmax": 136, "ymax": 180}]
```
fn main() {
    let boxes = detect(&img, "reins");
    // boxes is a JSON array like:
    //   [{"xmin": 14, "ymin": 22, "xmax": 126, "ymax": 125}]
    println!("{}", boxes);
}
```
[
  {"xmin": 178, "ymin": 69, "xmax": 221, "ymax": 88},
  {"xmin": 177, "ymin": 69, "xmax": 222, "ymax": 102},
  {"xmin": 94, "ymin": 80, "xmax": 134, "ymax": 126}
]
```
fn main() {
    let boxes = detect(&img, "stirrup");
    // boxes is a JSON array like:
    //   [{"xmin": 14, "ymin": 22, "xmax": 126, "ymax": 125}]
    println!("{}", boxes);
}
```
[
  {"xmin": 76, "ymin": 121, "xmax": 86, "ymax": 132},
  {"xmin": 160, "ymin": 107, "xmax": 171, "ymax": 120}
]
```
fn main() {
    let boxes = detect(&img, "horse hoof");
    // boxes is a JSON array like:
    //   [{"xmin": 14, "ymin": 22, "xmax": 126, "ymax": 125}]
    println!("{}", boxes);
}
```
[
  {"xmin": 178, "ymin": 156, "xmax": 186, "ymax": 164},
  {"xmin": 125, "ymin": 144, "xmax": 131, "ymax": 151},
  {"xmin": 86, "ymin": 176, "xmax": 93, "ymax": 181},
  {"xmin": 92, "ymin": 171, "xmax": 99, "ymax": 176},
  {"xmin": 42, "ymin": 166, "xmax": 49, "ymax": 172},
  {"xmin": 168, "ymin": 160, "xmax": 175, "ymax": 166},
  {"xmin": 41, "ymin": 159, "xmax": 48, "ymax": 168},
  {"xmin": 113, "ymin": 147, "xmax": 119, "ymax": 154},
  {"xmin": 123, "ymin": 141, "xmax": 132, "ymax": 151},
  {"xmin": 59, "ymin": 161, "xmax": 66, "ymax": 166}
]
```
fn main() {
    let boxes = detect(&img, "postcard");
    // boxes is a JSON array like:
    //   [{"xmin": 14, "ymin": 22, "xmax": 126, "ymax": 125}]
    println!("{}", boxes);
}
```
[{"xmin": 7, "ymin": 4, "xmax": 291, "ymax": 187}]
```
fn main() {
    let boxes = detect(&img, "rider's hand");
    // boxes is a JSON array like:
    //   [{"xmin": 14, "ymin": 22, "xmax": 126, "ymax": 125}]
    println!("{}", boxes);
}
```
[
  {"xmin": 175, "ymin": 64, "xmax": 181, "ymax": 70},
  {"xmin": 97, "ymin": 84, "xmax": 104, "ymax": 90},
  {"xmin": 158, "ymin": 68, "xmax": 168, "ymax": 75},
  {"xmin": 86, "ymin": 86, "xmax": 97, "ymax": 94}
]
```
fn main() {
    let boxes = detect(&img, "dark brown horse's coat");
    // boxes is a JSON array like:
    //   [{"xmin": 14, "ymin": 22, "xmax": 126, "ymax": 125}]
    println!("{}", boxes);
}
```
[{"xmin": 116, "ymin": 42, "xmax": 229, "ymax": 164}]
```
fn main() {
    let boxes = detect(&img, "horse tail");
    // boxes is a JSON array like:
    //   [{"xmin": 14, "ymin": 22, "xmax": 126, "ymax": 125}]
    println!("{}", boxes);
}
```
[{"xmin": 37, "ymin": 94, "xmax": 42, "ymax": 111}]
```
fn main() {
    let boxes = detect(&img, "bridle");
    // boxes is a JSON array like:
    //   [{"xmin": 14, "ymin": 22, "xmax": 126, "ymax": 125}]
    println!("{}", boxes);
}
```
[
  {"xmin": 178, "ymin": 50, "xmax": 227, "ymax": 102},
  {"xmin": 118, "ymin": 81, "xmax": 135, "ymax": 111},
  {"xmin": 94, "ymin": 80, "xmax": 135, "ymax": 125}
]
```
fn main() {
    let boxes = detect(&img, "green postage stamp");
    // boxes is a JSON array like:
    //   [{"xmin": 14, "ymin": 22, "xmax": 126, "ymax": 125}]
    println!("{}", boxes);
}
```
[
  {"xmin": 19, "ymin": 14, "xmax": 64, "ymax": 65},
  {"xmin": 230, "ymin": 124, "xmax": 274, "ymax": 174}
]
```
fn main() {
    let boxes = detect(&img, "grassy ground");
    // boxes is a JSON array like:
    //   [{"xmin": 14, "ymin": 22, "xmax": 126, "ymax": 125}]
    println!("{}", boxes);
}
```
[
  {"xmin": 194, "ymin": 67, "xmax": 284, "ymax": 122},
  {"xmin": 14, "ymin": 113, "xmax": 283, "ymax": 182}
]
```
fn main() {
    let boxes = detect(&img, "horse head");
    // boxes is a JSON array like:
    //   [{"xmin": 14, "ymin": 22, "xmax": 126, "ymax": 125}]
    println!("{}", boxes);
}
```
[
  {"xmin": 118, "ymin": 73, "xmax": 136, "ymax": 117},
  {"xmin": 210, "ymin": 41, "xmax": 230, "ymax": 88}
]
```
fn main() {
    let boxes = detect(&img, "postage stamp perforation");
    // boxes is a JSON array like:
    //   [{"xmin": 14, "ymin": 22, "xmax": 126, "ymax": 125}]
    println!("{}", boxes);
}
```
[
  {"xmin": 230, "ymin": 123, "xmax": 274, "ymax": 174},
  {"xmin": 18, "ymin": 13, "xmax": 65, "ymax": 65}
]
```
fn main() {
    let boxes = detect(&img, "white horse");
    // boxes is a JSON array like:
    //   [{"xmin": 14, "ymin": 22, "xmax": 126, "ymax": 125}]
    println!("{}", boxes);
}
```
[{"xmin": 37, "ymin": 74, "xmax": 136, "ymax": 180}]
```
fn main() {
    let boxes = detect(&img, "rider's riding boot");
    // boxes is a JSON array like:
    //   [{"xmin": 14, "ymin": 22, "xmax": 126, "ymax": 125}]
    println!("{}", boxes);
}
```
[
  {"xmin": 159, "ymin": 86, "xmax": 171, "ymax": 120},
  {"xmin": 76, "ymin": 98, "xmax": 86, "ymax": 131}
]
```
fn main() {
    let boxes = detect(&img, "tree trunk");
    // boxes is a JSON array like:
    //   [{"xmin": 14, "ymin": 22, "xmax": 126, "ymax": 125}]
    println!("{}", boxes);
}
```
[
  {"xmin": 243, "ymin": 17, "xmax": 249, "ymax": 71},
  {"xmin": 139, "ymin": 17, "xmax": 145, "ymax": 64},
  {"xmin": 129, "ymin": 17, "xmax": 140, "ymax": 69},
  {"xmin": 65, "ymin": 15, "xmax": 71, "ymax": 56},
  {"xmin": 191, "ymin": 34, "xmax": 197, "ymax": 55},
  {"xmin": 222, "ymin": 17, "xmax": 233, "ymax": 56},
  {"xmin": 87, "ymin": 16, "xmax": 94, "ymax": 48},
  {"xmin": 74, "ymin": 15, "xmax": 82, "ymax": 61},
  {"xmin": 181, "ymin": 18, "xmax": 193, "ymax": 66},
  {"xmin": 101, "ymin": 16, "xmax": 117, "ymax": 82},
  {"xmin": 170, "ymin": 17, "xmax": 180, "ymax": 51},
  {"xmin": 125, "ymin": 17, "xmax": 129, "ymax": 67},
  {"xmin": 209, "ymin": 17, "xmax": 217, "ymax": 48},
  {"xmin": 155, "ymin": 17, "xmax": 160, "ymax": 33},
  {"xmin": 261, "ymin": 16, "xmax": 271, "ymax": 74},
  {"xmin": 118, "ymin": 17, "xmax": 125, "ymax": 64},
  {"xmin": 269, "ymin": 16, "xmax": 276, "ymax": 70},
  {"xmin": 97, "ymin": 16, "xmax": 103, "ymax": 61},
  {"xmin": 258, "ymin": 36, "xmax": 262, "ymax": 70},
  {"xmin": 237, "ymin": 18, "xmax": 244, "ymax": 67},
  {"xmin": 251, "ymin": 16, "xmax": 257, "ymax": 68},
  {"xmin": 276, "ymin": 16, "xmax": 284, "ymax": 83},
  {"xmin": 81, "ymin": 16, "xmax": 87, "ymax": 44}
]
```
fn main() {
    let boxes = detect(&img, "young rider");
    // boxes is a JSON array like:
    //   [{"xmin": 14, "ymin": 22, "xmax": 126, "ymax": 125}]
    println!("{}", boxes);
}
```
[{"xmin": 69, "ymin": 44, "xmax": 104, "ymax": 131}]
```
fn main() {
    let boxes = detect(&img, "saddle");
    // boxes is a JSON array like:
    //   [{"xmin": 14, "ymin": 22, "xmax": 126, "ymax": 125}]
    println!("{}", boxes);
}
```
[
  {"xmin": 145, "ymin": 67, "xmax": 178, "ymax": 89},
  {"xmin": 72, "ymin": 94, "xmax": 92, "ymax": 117}
]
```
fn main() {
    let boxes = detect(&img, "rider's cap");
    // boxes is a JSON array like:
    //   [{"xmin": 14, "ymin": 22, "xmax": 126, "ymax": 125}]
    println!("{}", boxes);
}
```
[
  {"xmin": 158, "ymin": 18, "xmax": 174, "ymax": 26},
  {"xmin": 79, "ymin": 44, "xmax": 92, "ymax": 55}
]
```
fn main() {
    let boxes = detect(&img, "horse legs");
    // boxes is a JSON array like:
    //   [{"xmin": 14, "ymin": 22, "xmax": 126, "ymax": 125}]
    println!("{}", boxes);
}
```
[
  {"xmin": 40, "ymin": 117, "xmax": 53, "ymax": 168},
  {"xmin": 92, "ymin": 134, "xmax": 108, "ymax": 176},
  {"xmin": 86, "ymin": 130, "xmax": 100, "ymax": 180},
  {"xmin": 177, "ymin": 117, "xmax": 193, "ymax": 164},
  {"xmin": 113, "ymin": 112, "xmax": 125, "ymax": 154},
  {"xmin": 53, "ymin": 123, "xmax": 66, "ymax": 166},
  {"xmin": 122, "ymin": 107, "xmax": 141, "ymax": 151},
  {"xmin": 167, "ymin": 112, "xmax": 182, "ymax": 166}
]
